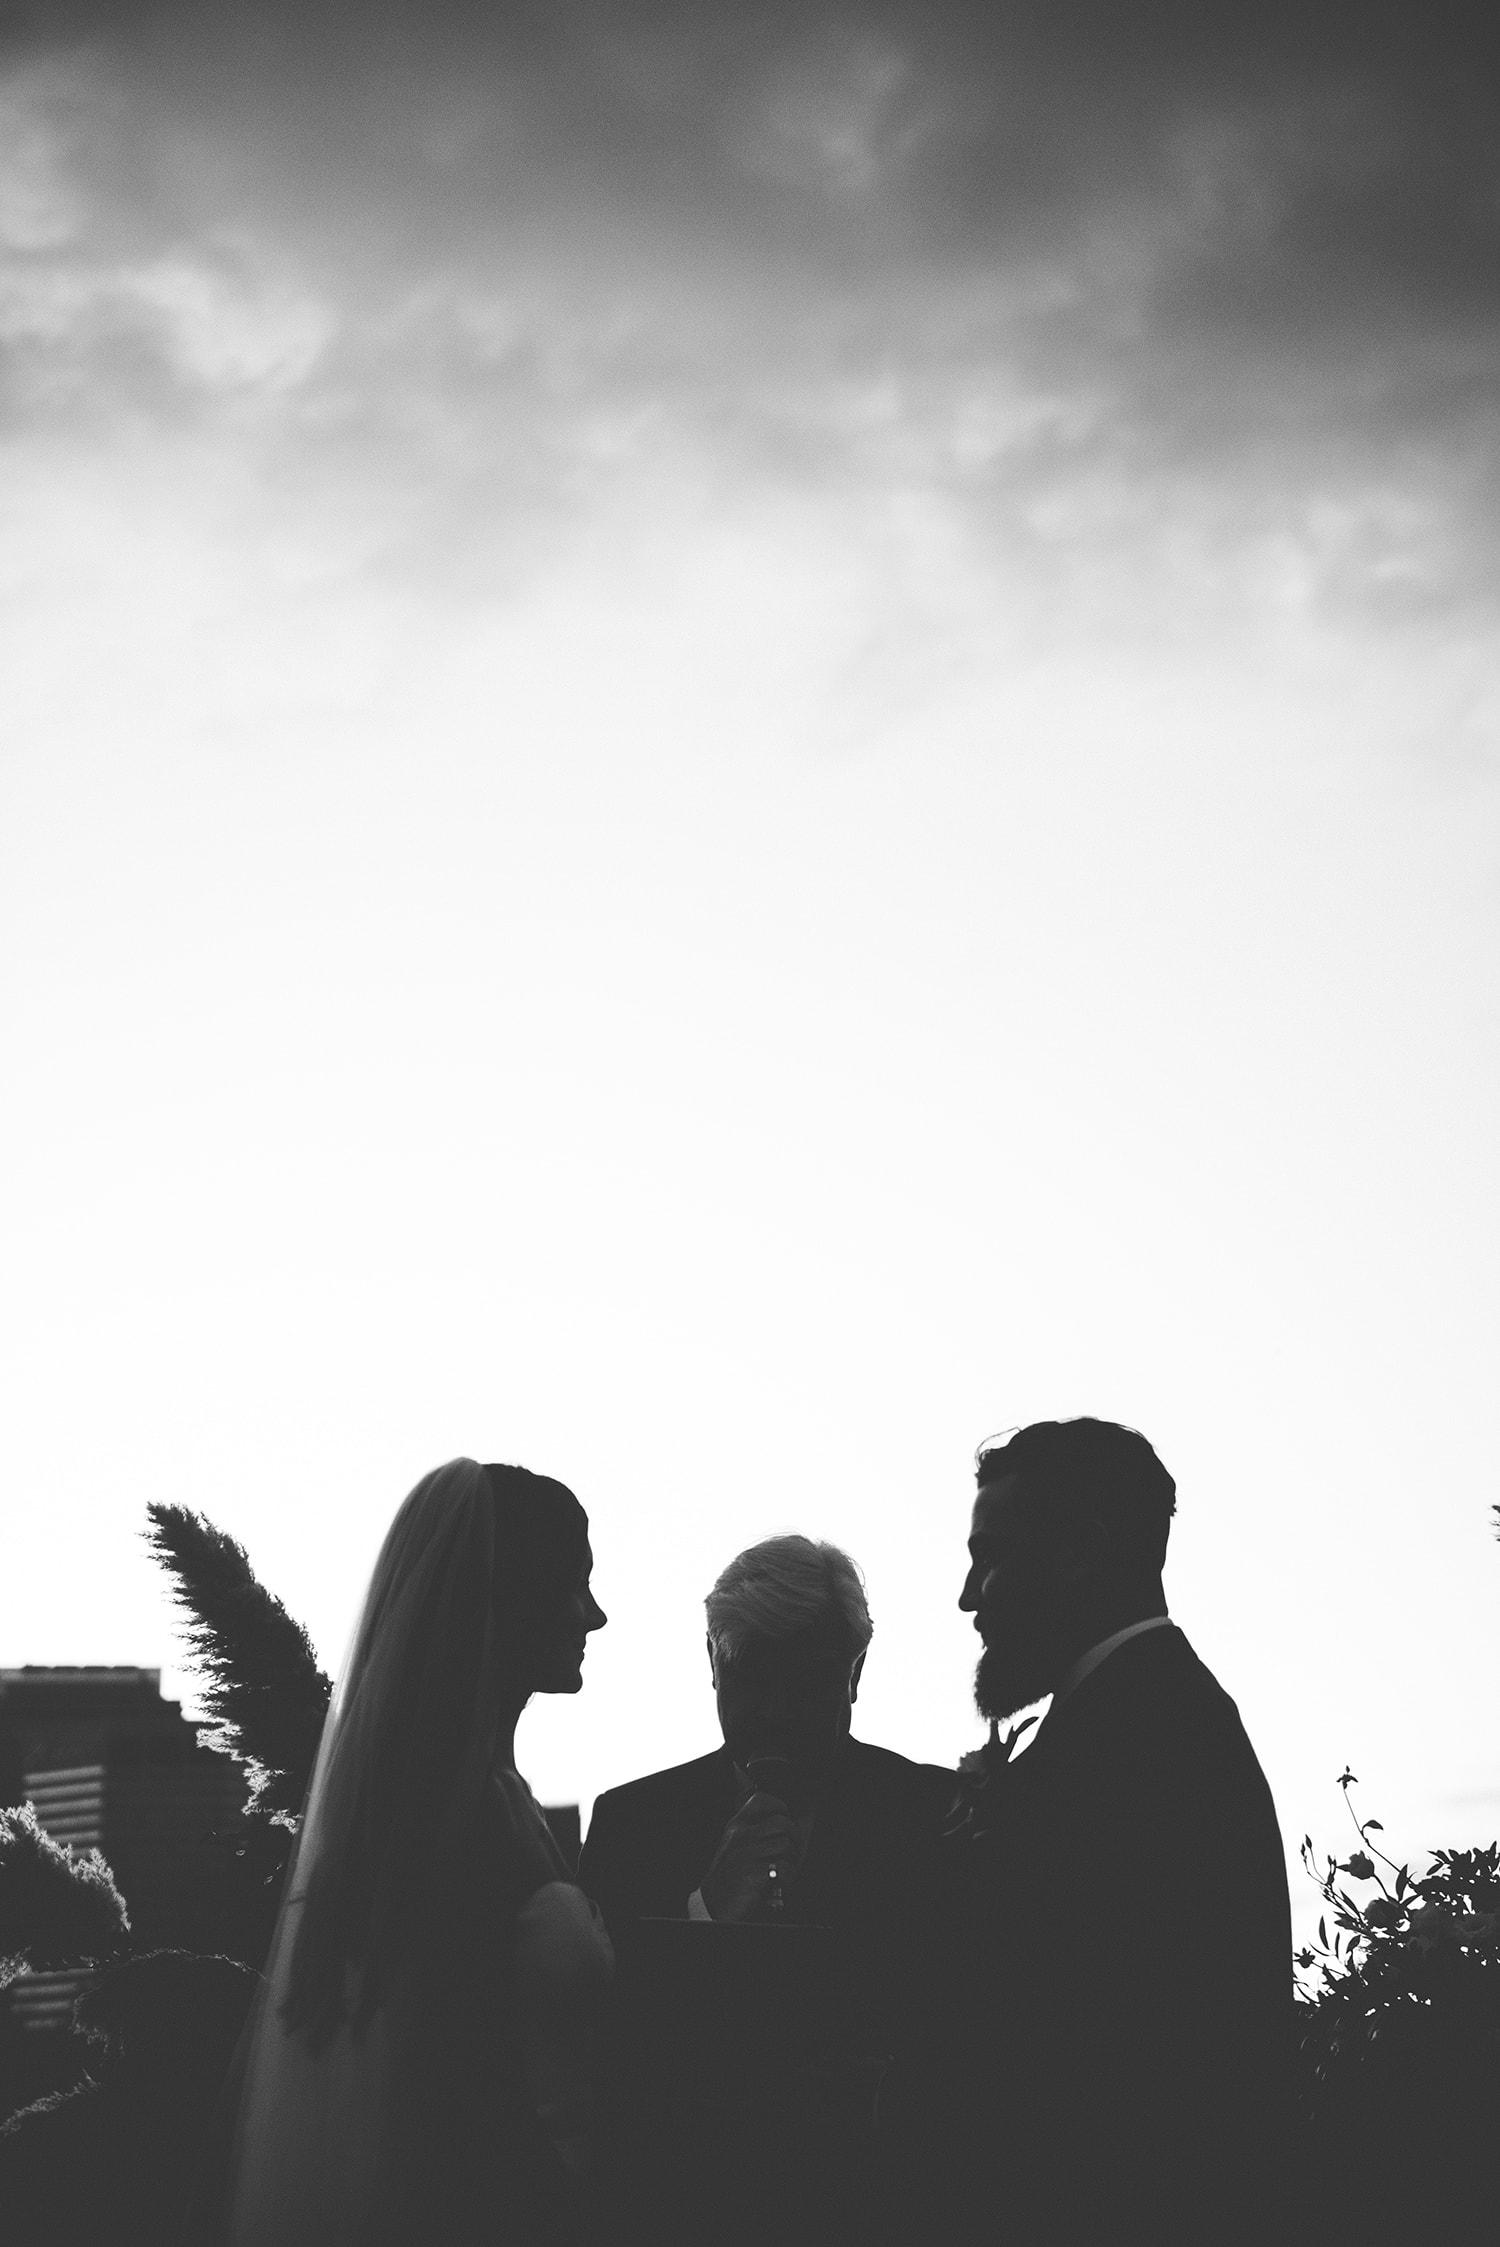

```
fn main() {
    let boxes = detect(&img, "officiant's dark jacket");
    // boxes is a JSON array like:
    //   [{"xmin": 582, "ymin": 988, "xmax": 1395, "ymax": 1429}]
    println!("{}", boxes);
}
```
[
  {"xmin": 580, "ymin": 1735, "xmax": 954, "ymax": 1952},
  {"xmin": 583, "ymin": 1740, "xmax": 952, "ymax": 2247},
  {"xmin": 905, "ymin": 1623, "xmax": 1293, "ymax": 2247},
  {"xmin": 580, "ymin": 1733, "xmax": 954, "ymax": 2062}
]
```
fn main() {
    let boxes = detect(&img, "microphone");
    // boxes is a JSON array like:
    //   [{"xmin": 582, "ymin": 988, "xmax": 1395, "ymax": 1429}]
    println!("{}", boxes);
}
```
[{"xmin": 745, "ymin": 1752, "xmax": 792, "ymax": 1916}]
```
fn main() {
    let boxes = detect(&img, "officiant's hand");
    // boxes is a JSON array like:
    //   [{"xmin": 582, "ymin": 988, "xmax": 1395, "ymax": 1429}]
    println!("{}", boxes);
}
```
[{"xmin": 699, "ymin": 1790, "xmax": 799, "ymax": 1923}]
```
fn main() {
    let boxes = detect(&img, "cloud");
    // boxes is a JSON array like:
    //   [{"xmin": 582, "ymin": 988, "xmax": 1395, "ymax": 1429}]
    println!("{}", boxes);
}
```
[{"xmin": 0, "ymin": 0, "xmax": 1495, "ymax": 652}]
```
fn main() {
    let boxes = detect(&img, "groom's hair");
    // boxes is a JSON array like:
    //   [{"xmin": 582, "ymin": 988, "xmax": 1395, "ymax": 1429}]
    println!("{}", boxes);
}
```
[
  {"xmin": 976, "ymin": 1418, "xmax": 1177, "ymax": 1572},
  {"xmin": 706, "ymin": 1535, "xmax": 872, "ymax": 1671}
]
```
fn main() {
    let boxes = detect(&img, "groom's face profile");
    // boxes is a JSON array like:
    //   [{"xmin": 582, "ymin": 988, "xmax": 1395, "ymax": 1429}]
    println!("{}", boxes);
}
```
[{"xmin": 962, "ymin": 1475, "xmax": 1078, "ymax": 1724}]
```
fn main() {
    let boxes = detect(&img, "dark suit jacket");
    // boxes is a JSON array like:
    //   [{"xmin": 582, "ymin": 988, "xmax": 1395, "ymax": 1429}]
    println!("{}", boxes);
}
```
[
  {"xmin": 581, "ymin": 1733, "xmax": 955, "ymax": 2074},
  {"xmin": 580, "ymin": 1734, "xmax": 955, "ymax": 1947},
  {"xmin": 582, "ymin": 1738, "xmax": 952, "ymax": 2247},
  {"xmin": 915, "ymin": 1624, "xmax": 1292, "ymax": 2246}
]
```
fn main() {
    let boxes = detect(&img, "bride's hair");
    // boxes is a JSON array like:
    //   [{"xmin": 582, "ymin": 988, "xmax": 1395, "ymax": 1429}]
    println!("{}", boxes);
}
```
[{"xmin": 278, "ymin": 1456, "xmax": 587, "ymax": 2049}]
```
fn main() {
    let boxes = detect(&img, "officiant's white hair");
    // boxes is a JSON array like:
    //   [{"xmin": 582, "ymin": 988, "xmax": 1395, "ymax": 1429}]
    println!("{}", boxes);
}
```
[{"xmin": 706, "ymin": 1534, "xmax": 872, "ymax": 1670}]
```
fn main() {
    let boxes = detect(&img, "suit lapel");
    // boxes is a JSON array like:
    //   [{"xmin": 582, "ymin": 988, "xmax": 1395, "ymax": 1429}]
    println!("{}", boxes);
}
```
[
  {"xmin": 796, "ymin": 1738, "xmax": 889, "ymax": 1924},
  {"xmin": 794, "ymin": 1740, "xmax": 853, "ymax": 1919},
  {"xmin": 685, "ymin": 1746, "xmax": 741, "ymax": 1892}
]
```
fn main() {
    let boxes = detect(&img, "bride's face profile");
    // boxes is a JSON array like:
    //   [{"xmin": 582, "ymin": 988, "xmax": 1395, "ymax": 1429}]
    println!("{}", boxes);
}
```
[{"xmin": 523, "ymin": 1545, "xmax": 607, "ymax": 1696}]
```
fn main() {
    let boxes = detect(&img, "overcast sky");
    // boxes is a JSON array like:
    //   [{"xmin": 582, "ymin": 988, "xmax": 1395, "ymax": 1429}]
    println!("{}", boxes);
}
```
[{"xmin": 3, "ymin": 0, "xmax": 1498, "ymax": 1937}]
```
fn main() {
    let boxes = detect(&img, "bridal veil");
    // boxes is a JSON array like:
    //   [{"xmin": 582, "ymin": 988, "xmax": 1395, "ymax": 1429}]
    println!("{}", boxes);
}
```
[{"xmin": 212, "ymin": 1456, "xmax": 587, "ymax": 2246}]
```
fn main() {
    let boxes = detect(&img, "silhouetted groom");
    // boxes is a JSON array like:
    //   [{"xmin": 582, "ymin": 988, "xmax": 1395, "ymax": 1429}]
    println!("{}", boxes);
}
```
[{"xmin": 917, "ymin": 1419, "xmax": 1292, "ymax": 2246}]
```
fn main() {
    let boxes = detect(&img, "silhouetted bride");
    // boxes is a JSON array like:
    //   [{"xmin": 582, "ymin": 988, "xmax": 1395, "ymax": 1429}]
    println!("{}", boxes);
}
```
[{"xmin": 217, "ymin": 1459, "xmax": 610, "ymax": 2245}]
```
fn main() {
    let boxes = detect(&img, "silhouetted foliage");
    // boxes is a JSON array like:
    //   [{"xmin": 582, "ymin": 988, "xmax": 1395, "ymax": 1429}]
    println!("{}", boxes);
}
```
[
  {"xmin": 144, "ymin": 1503, "xmax": 331, "ymax": 1823},
  {"xmin": 0, "ymin": 1805, "xmax": 130, "ymax": 1985},
  {"xmin": 73, "ymin": 1948, "xmax": 259, "ymax": 2086},
  {"xmin": 1295, "ymin": 1771, "xmax": 1500, "ymax": 2238},
  {"xmin": 1, "ymin": 1951, "xmax": 261, "ymax": 2247},
  {"xmin": 144, "ymin": 1504, "xmax": 333, "ymax": 1964}
]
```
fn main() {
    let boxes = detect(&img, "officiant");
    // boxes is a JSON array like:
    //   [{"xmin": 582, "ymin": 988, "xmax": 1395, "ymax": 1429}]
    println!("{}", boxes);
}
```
[
  {"xmin": 579, "ymin": 1534, "xmax": 953, "ymax": 2246},
  {"xmin": 581, "ymin": 1532, "xmax": 952, "ymax": 1954}
]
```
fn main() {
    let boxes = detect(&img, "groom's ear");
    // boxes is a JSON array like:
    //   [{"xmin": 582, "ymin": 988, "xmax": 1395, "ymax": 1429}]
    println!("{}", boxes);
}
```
[
  {"xmin": 706, "ymin": 1634, "xmax": 718, "ymax": 1687},
  {"xmin": 848, "ymin": 1650, "xmax": 867, "ymax": 1705},
  {"xmin": 1055, "ymin": 1512, "xmax": 1110, "ymax": 1582}
]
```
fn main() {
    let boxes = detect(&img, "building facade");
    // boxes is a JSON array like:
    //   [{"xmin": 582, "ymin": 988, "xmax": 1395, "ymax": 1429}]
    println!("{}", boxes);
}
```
[{"xmin": 0, "ymin": 1667, "xmax": 248, "ymax": 2029}]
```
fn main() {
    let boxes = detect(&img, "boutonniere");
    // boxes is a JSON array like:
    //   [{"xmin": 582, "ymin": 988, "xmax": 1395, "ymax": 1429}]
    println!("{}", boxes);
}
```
[{"xmin": 944, "ymin": 1716, "xmax": 1039, "ymax": 1843}]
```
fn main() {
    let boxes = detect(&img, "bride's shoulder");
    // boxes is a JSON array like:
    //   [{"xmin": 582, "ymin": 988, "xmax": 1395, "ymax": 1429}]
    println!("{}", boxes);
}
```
[
  {"xmin": 513, "ymin": 1881, "xmax": 614, "ymax": 2002},
  {"xmin": 514, "ymin": 1880, "xmax": 602, "ymax": 1936}
]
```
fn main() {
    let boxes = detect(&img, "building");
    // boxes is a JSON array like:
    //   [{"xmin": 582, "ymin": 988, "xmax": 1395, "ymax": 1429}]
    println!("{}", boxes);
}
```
[
  {"xmin": 0, "ymin": 1667, "xmax": 248, "ymax": 2030},
  {"xmin": 0, "ymin": 1666, "xmax": 580, "ymax": 2032}
]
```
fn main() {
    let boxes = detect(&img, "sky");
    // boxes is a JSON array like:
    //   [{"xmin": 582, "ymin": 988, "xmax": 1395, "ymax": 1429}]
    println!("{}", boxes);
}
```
[{"xmin": 2, "ymin": 0, "xmax": 1498, "ymax": 1942}]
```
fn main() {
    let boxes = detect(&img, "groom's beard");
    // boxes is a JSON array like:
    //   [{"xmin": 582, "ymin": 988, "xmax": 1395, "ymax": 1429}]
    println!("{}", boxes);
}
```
[{"xmin": 974, "ymin": 1637, "xmax": 1057, "ymax": 1728}]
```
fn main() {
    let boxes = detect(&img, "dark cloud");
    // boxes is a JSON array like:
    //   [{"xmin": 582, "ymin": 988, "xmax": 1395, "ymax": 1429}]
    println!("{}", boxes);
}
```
[
  {"xmin": 1, "ymin": 0, "xmax": 1495, "ymax": 630},
  {"xmin": 8, "ymin": 0, "xmax": 1496, "ymax": 263}
]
